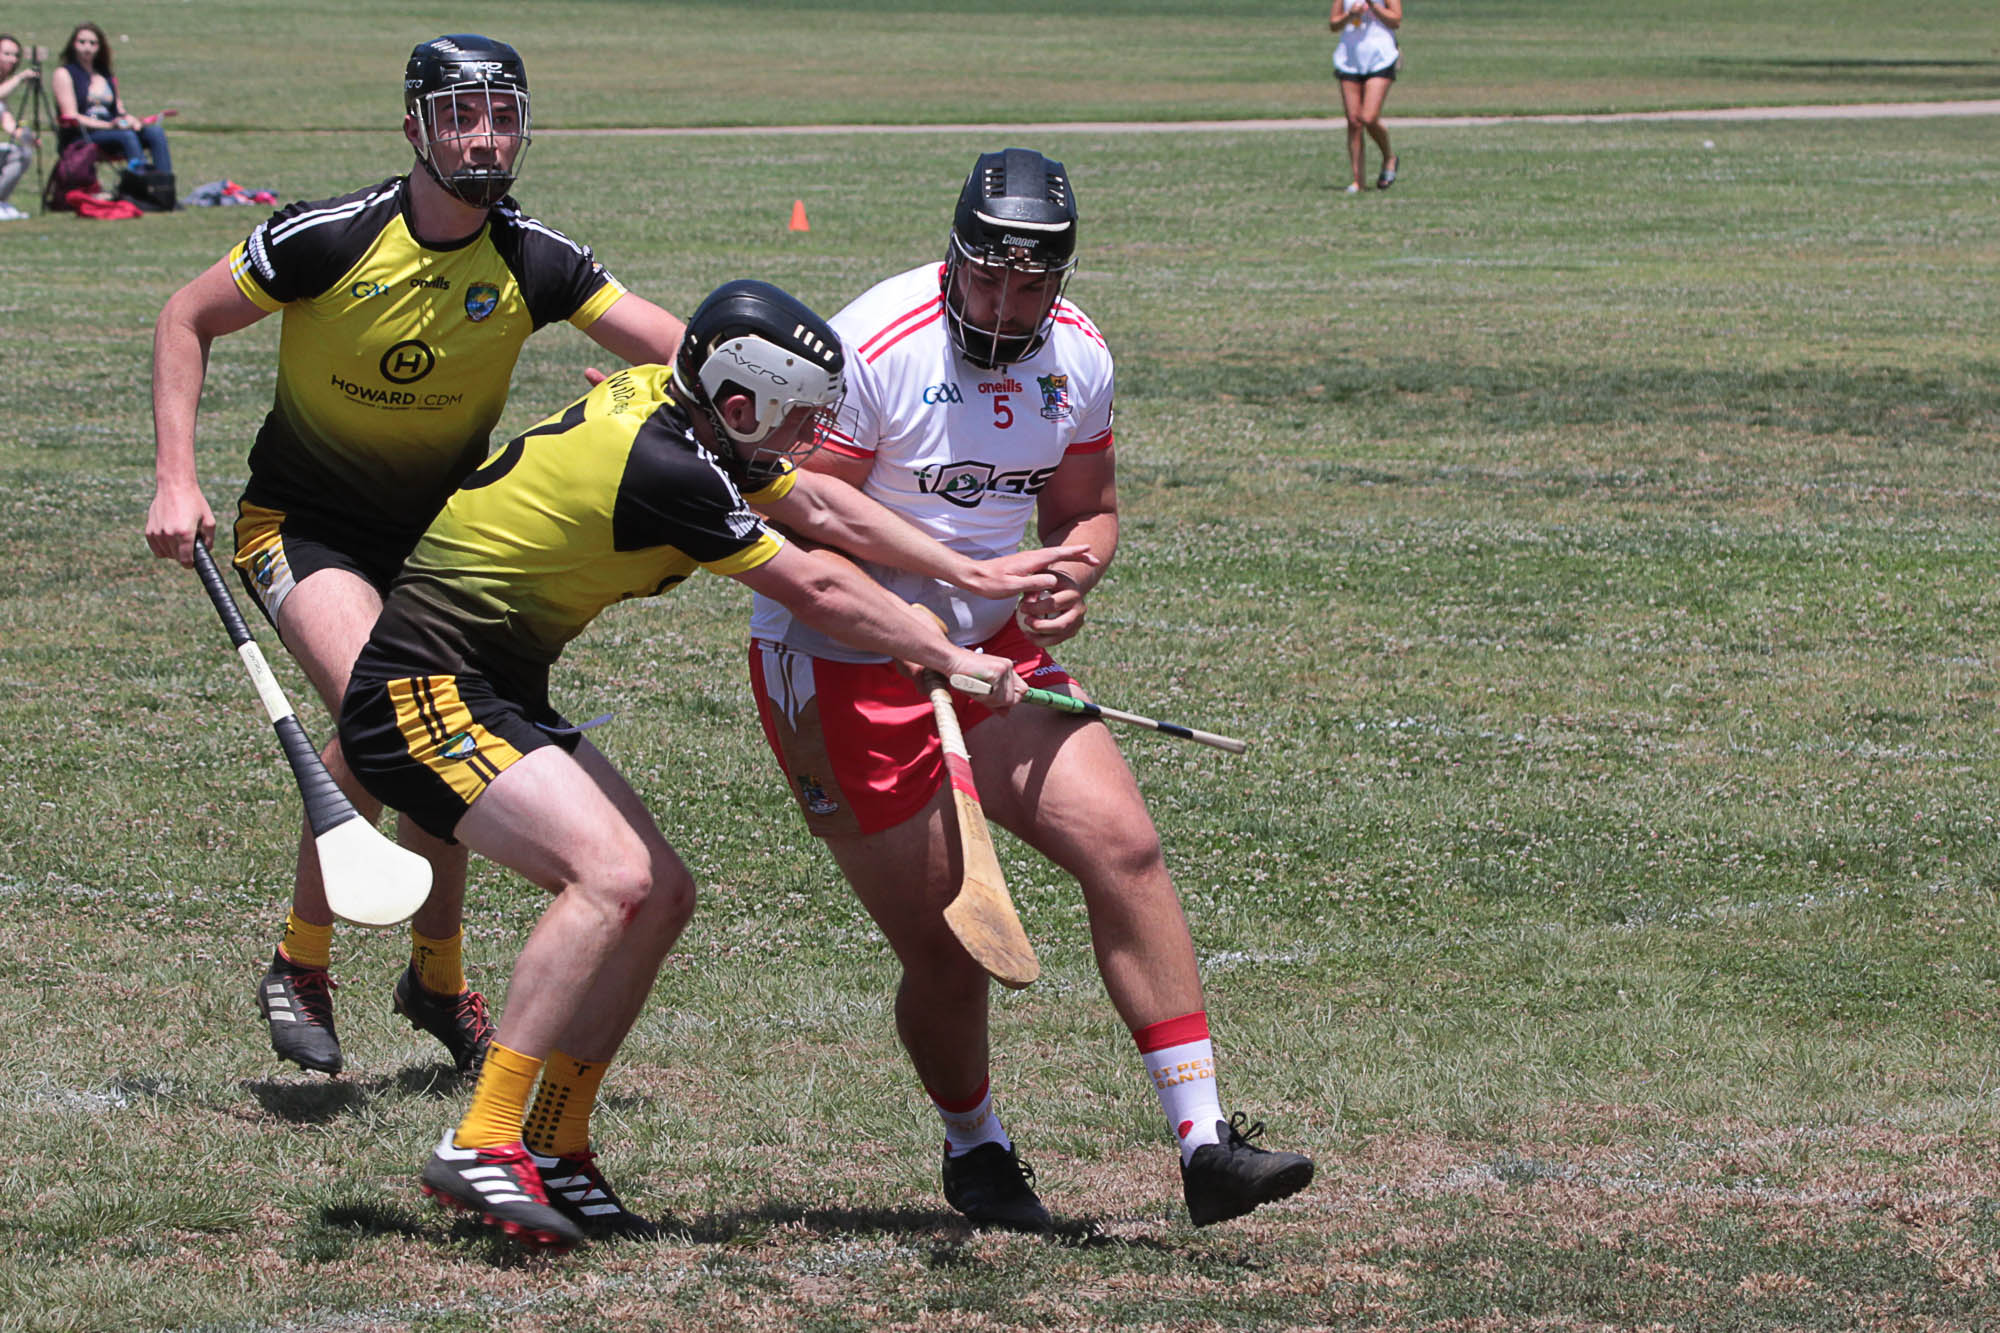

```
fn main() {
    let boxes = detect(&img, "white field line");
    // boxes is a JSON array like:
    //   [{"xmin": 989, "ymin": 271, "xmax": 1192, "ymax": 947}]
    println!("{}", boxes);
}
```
[{"xmin": 541, "ymin": 99, "xmax": 2000, "ymax": 138}]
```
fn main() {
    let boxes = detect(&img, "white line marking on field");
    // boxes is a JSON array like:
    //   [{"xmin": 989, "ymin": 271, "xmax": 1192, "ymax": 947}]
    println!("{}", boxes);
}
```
[{"xmin": 539, "ymin": 100, "xmax": 2000, "ymax": 138}]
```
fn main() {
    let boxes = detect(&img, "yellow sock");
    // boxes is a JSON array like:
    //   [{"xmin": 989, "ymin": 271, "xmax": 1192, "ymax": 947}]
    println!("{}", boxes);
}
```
[
  {"xmin": 522, "ymin": 1050, "xmax": 610, "ymax": 1158},
  {"xmin": 280, "ymin": 912, "xmax": 333, "ymax": 971},
  {"xmin": 454, "ymin": 1042, "xmax": 541, "ymax": 1150},
  {"xmin": 410, "ymin": 928, "xmax": 465, "ymax": 996}
]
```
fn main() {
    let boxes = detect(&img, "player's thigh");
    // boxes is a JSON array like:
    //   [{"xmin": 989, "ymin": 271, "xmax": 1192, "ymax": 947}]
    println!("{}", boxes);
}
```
[
  {"xmin": 272, "ymin": 570, "xmax": 385, "ymax": 714},
  {"xmin": 974, "ymin": 704, "xmax": 1164, "ymax": 883},
  {"xmin": 821, "ymin": 789, "xmax": 976, "ymax": 971},
  {"xmin": 455, "ymin": 742, "xmax": 661, "ymax": 898},
  {"xmin": 233, "ymin": 507, "xmax": 396, "ymax": 713}
]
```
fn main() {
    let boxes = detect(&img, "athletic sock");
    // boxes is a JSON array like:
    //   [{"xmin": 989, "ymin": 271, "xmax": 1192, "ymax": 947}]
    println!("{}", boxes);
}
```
[
  {"xmin": 1134, "ymin": 1012, "xmax": 1226, "ymax": 1164},
  {"xmin": 454, "ymin": 1041, "xmax": 541, "ymax": 1150},
  {"xmin": 410, "ymin": 927, "xmax": 466, "ymax": 996},
  {"xmin": 279, "ymin": 911, "xmax": 333, "ymax": 972},
  {"xmin": 929, "ymin": 1077, "xmax": 1012, "ymax": 1157},
  {"xmin": 522, "ymin": 1050, "xmax": 609, "ymax": 1159}
]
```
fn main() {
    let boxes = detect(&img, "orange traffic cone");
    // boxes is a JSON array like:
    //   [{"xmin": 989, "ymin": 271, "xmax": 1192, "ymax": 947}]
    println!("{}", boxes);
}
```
[{"xmin": 788, "ymin": 200, "xmax": 810, "ymax": 233}]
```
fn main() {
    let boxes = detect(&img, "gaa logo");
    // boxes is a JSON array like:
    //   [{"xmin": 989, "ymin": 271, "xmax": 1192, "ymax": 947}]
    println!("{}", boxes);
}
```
[
  {"xmin": 380, "ymin": 340, "xmax": 435, "ymax": 385},
  {"xmin": 921, "ymin": 382, "xmax": 963, "ymax": 405}
]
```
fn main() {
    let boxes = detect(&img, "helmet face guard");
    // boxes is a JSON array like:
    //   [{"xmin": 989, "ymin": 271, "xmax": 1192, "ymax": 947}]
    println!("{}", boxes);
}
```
[
  {"xmin": 943, "ymin": 148, "xmax": 1079, "ymax": 369},
  {"xmin": 405, "ymin": 36, "xmax": 531, "ymax": 209},
  {"xmin": 673, "ymin": 281, "xmax": 847, "ymax": 473},
  {"xmin": 943, "ymin": 232, "xmax": 1076, "ymax": 370}
]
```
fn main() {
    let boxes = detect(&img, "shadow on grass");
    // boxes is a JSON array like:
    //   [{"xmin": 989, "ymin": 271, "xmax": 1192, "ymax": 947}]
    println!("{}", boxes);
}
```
[
  {"xmin": 670, "ymin": 1200, "xmax": 1166, "ymax": 1254},
  {"xmin": 242, "ymin": 1061, "xmax": 466, "ymax": 1123},
  {"xmin": 293, "ymin": 1193, "xmax": 1181, "ymax": 1270}
]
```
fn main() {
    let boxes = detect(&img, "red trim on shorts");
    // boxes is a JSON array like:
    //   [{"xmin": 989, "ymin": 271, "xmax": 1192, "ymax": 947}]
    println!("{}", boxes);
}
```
[
  {"xmin": 751, "ymin": 619, "xmax": 1072, "ymax": 837},
  {"xmin": 1133, "ymin": 1011, "xmax": 1210, "ymax": 1053}
]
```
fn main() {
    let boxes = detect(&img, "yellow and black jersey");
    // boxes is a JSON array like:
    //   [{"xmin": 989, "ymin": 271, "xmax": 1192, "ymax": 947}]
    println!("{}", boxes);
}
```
[
  {"xmin": 358, "ymin": 365, "xmax": 797, "ymax": 701},
  {"xmin": 229, "ymin": 175, "xmax": 627, "ymax": 545}
]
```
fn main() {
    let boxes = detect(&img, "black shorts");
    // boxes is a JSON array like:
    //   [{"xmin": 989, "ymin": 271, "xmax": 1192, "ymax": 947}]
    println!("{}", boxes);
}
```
[
  {"xmin": 1336, "ymin": 61, "xmax": 1398, "ymax": 84},
  {"xmin": 232, "ymin": 500, "xmax": 415, "ymax": 631},
  {"xmin": 340, "ymin": 669, "xmax": 581, "ymax": 842}
]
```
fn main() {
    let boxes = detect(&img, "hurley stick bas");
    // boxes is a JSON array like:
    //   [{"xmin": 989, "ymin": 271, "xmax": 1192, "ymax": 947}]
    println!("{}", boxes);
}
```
[
  {"xmin": 921, "ymin": 669, "xmax": 1040, "ymax": 990},
  {"xmin": 191, "ymin": 541, "xmax": 432, "ymax": 928}
]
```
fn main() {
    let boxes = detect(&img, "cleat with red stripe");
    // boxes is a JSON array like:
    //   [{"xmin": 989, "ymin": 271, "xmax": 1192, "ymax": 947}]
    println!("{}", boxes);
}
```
[
  {"xmin": 392, "ymin": 965, "xmax": 494, "ymax": 1074},
  {"xmin": 420, "ymin": 1131, "xmax": 583, "ymax": 1250}
]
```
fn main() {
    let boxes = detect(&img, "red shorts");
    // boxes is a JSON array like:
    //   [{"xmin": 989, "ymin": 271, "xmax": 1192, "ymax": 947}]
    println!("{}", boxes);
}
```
[{"xmin": 750, "ymin": 619, "xmax": 1073, "ymax": 837}]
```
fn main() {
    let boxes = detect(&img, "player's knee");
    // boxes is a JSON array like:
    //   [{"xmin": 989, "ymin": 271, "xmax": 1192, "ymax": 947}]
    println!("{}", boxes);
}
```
[
  {"xmin": 645, "ymin": 856, "xmax": 696, "ymax": 933},
  {"xmin": 1082, "ymin": 821, "xmax": 1167, "ymax": 884}
]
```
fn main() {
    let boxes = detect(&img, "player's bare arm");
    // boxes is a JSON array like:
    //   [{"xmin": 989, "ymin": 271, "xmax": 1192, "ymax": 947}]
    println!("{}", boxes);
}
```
[
  {"xmin": 1020, "ymin": 447, "xmax": 1120, "ymax": 647},
  {"xmin": 758, "ymin": 460, "xmax": 1096, "ymax": 600},
  {"xmin": 733, "ymin": 543, "xmax": 1026, "ymax": 708},
  {"xmin": 582, "ymin": 293, "xmax": 687, "ymax": 369},
  {"xmin": 146, "ymin": 258, "xmax": 271, "ymax": 567}
]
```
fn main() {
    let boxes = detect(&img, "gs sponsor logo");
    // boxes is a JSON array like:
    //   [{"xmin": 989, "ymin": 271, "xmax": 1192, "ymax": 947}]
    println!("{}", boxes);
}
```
[
  {"xmin": 915, "ymin": 460, "xmax": 1058, "ymax": 509},
  {"xmin": 921, "ymin": 382, "xmax": 963, "ymax": 405}
]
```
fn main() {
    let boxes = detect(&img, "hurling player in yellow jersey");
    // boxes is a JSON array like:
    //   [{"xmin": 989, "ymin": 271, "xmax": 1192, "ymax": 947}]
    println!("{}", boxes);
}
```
[
  {"xmin": 337, "ymin": 280, "xmax": 1080, "ymax": 1247},
  {"xmin": 143, "ymin": 35, "xmax": 685, "ymax": 1080}
]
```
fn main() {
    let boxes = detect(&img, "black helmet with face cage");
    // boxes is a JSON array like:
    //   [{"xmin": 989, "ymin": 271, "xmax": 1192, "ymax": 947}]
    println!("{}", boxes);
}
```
[
  {"xmin": 404, "ymin": 34, "xmax": 531, "ymax": 208},
  {"xmin": 944, "ymin": 149, "xmax": 1079, "ymax": 369}
]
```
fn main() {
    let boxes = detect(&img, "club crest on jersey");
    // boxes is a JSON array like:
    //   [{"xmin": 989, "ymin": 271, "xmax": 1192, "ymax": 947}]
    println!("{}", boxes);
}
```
[
  {"xmin": 795, "ymin": 773, "xmax": 840, "ymax": 816},
  {"xmin": 439, "ymin": 732, "xmax": 479, "ymax": 761},
  {"xmin": 1036, "ymin": 373, "xmax": 1071, "ymax": 422},
  {"xmin": 464, "ymin": 283, "xmax": 500, "ymax": 322}
]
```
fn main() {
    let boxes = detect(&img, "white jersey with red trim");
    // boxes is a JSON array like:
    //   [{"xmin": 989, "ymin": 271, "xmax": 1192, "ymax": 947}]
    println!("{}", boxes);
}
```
[{"xmin": 750, "ymin": 263, "xmax": 1115, "ymax": 662}]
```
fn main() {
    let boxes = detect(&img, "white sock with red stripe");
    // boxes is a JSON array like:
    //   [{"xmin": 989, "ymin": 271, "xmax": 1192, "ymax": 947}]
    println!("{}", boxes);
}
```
[
  {"xmin": 929, "ymin": 1077, "xmax": 1013, "ymax": 1157},
  {"xmin": 1135, "ymin": 1011, "xmax": 1226, "ymax": 1164}
]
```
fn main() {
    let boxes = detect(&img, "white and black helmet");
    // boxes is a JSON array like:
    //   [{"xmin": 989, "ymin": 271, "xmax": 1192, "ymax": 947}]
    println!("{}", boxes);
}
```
[
  {"xmin": 944, "ymin": 148, "xmax": 1079, "ymax": 369},
  {"xmin": 404, "ymin": 34, "xmax": 531, "ymax": 208},
  {"xmin": 673, "ymin": 280, "xmax": 846, "ymax": 466}
]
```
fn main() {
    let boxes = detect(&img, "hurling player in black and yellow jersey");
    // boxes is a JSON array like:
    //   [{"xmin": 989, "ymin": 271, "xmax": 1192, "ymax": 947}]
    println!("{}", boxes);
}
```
[
  {"xmin": 144, "ymin": 36, "xmax": 686, "ymax": 1081},
  {"xmin": 336, "ymin": 281, "xmax": 1080, "ymax": 1246}
]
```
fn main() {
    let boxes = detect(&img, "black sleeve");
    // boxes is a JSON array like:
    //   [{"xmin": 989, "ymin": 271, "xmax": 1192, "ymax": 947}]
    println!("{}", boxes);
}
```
[
  {"xmin": 238, "ymin": 179, "xmax": 404, "ymax": 305},
  {"xmin": 488, "ymin": 200, "xmax": 618, "ymax": 329},
  {"xmin": 611, "ymin": 411, "xmax": 776, "ymax": 563}
]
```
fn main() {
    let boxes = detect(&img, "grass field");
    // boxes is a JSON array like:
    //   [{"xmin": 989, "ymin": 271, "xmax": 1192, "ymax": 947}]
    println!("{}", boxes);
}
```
[{"xmin": 4, "ymin": 4, "xmax": 2000, "ymax": 1331}]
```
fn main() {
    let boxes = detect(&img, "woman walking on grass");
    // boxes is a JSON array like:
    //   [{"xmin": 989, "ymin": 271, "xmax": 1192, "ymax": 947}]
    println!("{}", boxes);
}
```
[{"xmin": 1331, "ymin": 0, "xmax": 1401, "ymax": 192}]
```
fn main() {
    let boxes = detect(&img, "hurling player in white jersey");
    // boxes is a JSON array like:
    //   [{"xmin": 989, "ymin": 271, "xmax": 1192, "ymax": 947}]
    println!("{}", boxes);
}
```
[{"xmin": 749, "ymin": 149, "xmax": 1313, "ymax": 1230}]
